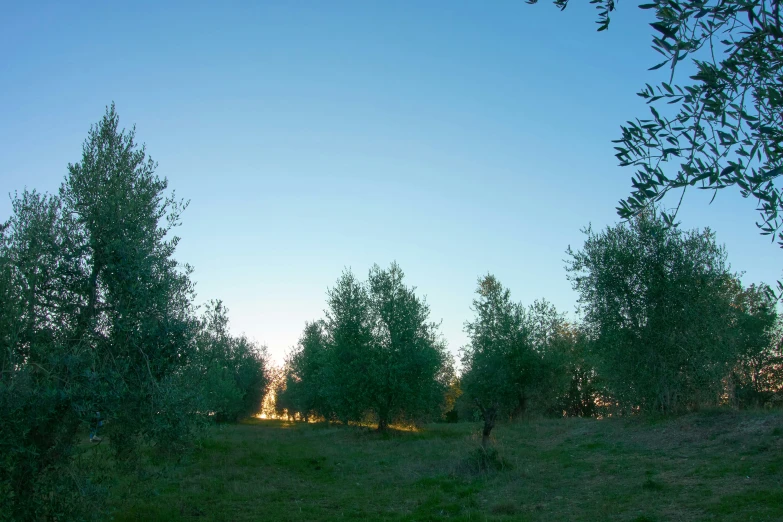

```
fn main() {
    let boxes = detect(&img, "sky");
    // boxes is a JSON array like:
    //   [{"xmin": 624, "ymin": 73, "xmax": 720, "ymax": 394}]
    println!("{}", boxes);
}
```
[{"xmin": 1, "ymin": 1, "xmax": 780, "ymax": 365}]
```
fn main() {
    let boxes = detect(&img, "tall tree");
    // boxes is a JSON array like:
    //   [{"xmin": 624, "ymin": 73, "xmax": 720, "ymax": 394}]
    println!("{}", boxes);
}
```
[
  {"xmin": 59, "ymin": 103, "xmax": 195, "ymax": 457},
  {"xmin": 1, "ymin": 104, "xmax": 267, "ymax": 519}
]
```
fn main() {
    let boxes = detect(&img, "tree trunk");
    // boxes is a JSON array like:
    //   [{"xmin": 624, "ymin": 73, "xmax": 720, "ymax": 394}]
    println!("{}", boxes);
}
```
[
  {"xmin": 512, "ymin": 394, "xmax": 527, "ymax": 419},
  {"xmin": 76, "ymin": 260, "xmax": 101, "ymax": 342},
  {"xmin": 377, "ymin": 417, "xmax": 389, "ymax": 432},
  {"xmin": 475, "ymin": 399, "xmax": 498, "ymax": 448}
]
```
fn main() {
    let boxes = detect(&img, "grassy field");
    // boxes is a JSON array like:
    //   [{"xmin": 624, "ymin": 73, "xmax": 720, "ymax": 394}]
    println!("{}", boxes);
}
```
[{"xmin": 105, "ymin": 409, "xmax": 783, "ymax": 521}]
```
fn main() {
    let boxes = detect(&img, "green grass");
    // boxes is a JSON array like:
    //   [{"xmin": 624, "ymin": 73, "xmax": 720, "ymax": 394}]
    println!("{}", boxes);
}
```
[{"xmin": 106, "ymin": 410, "xmax": 783, "ymax": 521}]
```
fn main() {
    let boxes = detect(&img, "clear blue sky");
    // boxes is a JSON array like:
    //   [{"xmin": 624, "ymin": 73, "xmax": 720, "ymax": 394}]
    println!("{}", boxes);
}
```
[{"xmin": 2, "ymin": 1, "xmax": 779, "ymax": 364}]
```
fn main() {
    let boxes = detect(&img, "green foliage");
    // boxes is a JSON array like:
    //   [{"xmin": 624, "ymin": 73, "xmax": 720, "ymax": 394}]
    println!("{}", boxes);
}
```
[
  {"xmin": 565, "ymin": 211, "xmax": 770, "ymax": 412},
  {"xmin": 190, "ymin": 301, "xmax": 271, "ymax": 423},
  {"xmin": 55, "ymin": 102, "xmax": 199, "ymax": 463},
  {"xmin": 534, "ymin": 0, "xmax": 783, "ymax": 257},
  {"xmin": 730, "ymin": 283, "xmax": 782, "ymax": 407},
  {"xmin": 0, "ymin": 104, "xmax": 265, "ymax": 519},
  {"xmin": 0, "ymin": 366, "xmax": 97, "ymax": 521},
  {"xmin": 276, "ymin": 321, "xmax": 330, "ymax": 421},
  {"xmin": 323, "ymin": 268, "xmax": 376, "ymax": 423},
  {"xmin": 460, "ymin": 275, "xmax": 572, "ymax": 422},
  {"xmin": 548, "ymin": 323, "xmax": 600, "ymax": 417},
  {"xmin": 365, "ymin": 262, "xmax": 451, "ymax": 428},
  {"xmin": 278, "ymin": 262, "xmax": 452, "ymax": 429},
  {"xmin": 0, "ymin": 186, "xmax": 105, "ymax": 519}
]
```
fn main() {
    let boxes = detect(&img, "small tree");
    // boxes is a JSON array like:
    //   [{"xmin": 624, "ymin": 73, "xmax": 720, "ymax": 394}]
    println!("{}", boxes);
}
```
[
  {"xmin": 461, "ymin": 275, "xmax": 562, "ymax": 446},
  {"xmin": 285, "ymin": 263, "xmax": 452, "ymax": 430},
  {"xmin": 192, "ymin": 300, "xmax": 270, "ymax": 422},
  {"xmin": 547, "ymin": 322, "xmax": 600, "ymax": 418},
  {"xmin": 280, "ymin": 321, "xmax": 330, "ymax": 421}
]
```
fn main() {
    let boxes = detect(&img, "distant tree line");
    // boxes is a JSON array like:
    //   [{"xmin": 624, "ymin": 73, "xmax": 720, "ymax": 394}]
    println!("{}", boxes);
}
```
[
  {"xmin": 457, "ymin": 211, "xmax": 782, "ymax": 444},
  {"xmin": 0, "ymin": 105, "xmax": 270, "ymax": 521},
  {"xmin": 274, "ymin": 213, "xmax": 782, "ymax": 448}
]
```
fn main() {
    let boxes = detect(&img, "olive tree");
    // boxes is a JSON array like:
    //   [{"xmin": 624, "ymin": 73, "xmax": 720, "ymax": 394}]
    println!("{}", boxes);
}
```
[
  {"xmin": 322, "ymin": 269, "xmax": 376, "ymax": 424},
  {"xmin": 190, "ymin": 300, "xmax": 270, "ymax": 422},
  {"xmin": 730, "ymin": 282, "xmax": 781, "ymax": 406},
  {"xmin": 59, "ymin": 103, "xmax": 197, "ymax": 460},
  {"xmin": 365, "ymin": 262, "xmax": 450, "ymax": 430},
  {"xmin": 566, "ymin": 211, "xmax": 740, "ymax": 412},
  {"xmin": 461, "ymin": 275, "xmax": 566, "ymax": 446},
  {"xmin": 0, "ymin": 191, "xmax": 98, "ymax": 520},
  {"xmin": 0, "ymin": 104, "xmax": 242, "ymax": 519}
]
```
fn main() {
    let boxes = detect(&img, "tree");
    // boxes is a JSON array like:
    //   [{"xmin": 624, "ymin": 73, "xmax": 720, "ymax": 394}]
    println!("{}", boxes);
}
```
[
  {"xmin": 548, "ymin": 322, "xmax": 600, "ymax": 418},
  {"xmin": 0, "ymin": 190, "xmax": 97, "ymax": 520},
  {"xmin": 323, "ymin": 269, "xmax": 376, "ymax": 424},
  {"xmin": 58, "ymin": 102, "xmax": 197, "ymax": 459},
  {"xmin": 531, "ymin": 1, "xmax": 783, "ymax": 251},
  {"xmin": 566, "ymin": 211, "xmax": 740, "ymax": 412},
  {"xmin": 1, "ymin": 104, "xmax": 269, "ymax": 519},
  {"xmin": 730, "ymin": 282, "xmax": 782, "ymax": 406},
  {"xmin": 461, "ymin": 275, "xmax": 564, "ymax": 446},
  {"xmin": 191, "ymin": 300, "xmax": 270, "ymax": 422},
  {"xmin": 365, "ymin": 262, "xmax": 450, "ymax": 430}
]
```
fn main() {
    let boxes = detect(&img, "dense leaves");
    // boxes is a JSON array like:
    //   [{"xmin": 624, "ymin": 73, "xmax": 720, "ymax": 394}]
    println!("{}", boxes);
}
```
[
  {"xmin": 566, "ymin": 211, "xmax": 779, "ymax": 412},
  {"xmin": 460, "ymin": 275, "xmax": 577, "ymax": 444},
  {"xmin": 190, "ymin": 301, "xmax": 270, "ymax": 423},
  {"xmin": 0, "ymin": 105, "xmax": 269, "ymax": 520},
  {"xmin": 730, "ymin": 283, "xmax": 782, "ymax": 406},
  {"xmin": 277, "ymin": 263, "xmax": 452, "ymax": 430}
]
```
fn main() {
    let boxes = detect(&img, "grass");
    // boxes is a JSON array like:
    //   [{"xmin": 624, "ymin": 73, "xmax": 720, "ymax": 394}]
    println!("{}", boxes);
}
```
[{"xmin": 105, "ymin": 409, "xmax": 783, "ymax": 521}]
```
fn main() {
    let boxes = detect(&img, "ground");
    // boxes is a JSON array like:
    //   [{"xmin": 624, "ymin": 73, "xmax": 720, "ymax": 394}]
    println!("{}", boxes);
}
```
[{"xmin": 106, "ymin": 409, "xmax": 783, "ymax": 521}]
